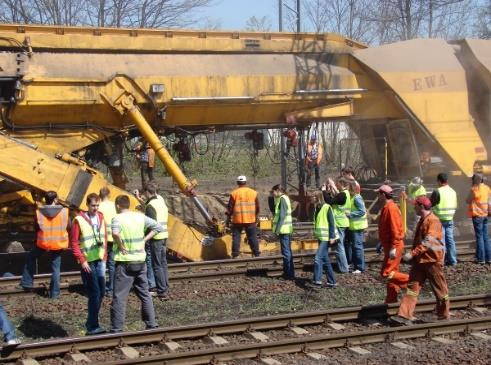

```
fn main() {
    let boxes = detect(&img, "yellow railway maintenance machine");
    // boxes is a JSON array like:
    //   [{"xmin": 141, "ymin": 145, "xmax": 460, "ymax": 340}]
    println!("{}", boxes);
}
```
[{"xmin": 0, "ymin": 24, "xmax": 489, "ymax": 260}]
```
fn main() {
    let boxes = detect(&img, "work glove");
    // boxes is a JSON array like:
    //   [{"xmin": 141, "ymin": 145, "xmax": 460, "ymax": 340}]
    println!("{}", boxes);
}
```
[
  {"xmin": 375, "ymin": 242, "xmax": 383, "ymax": 254},
  {"xmin": 389, "ymin": 248, "xmax": 397, "ymax": 259},
  {"xmin": 403, "ymin": 252, "xmax": 413, "ymax": 262}
]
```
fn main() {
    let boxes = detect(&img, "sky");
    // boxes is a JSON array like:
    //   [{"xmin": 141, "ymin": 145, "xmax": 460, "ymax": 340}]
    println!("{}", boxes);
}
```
[{"xmin": 198, "ymin": 0, "xmax": 279, "ymax": 31}]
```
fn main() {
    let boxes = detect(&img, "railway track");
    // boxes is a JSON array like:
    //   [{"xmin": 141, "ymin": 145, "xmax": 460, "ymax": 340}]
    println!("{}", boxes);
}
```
[
  {"xmin": 2, "ymin": 293, "xmax": 490, "ymax": 364},
  {"xmin": 0, "ymin": 241, "xmax": 476, "ymax": 297}
]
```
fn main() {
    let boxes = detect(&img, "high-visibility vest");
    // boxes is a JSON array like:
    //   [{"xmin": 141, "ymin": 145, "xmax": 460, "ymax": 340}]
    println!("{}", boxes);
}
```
[
  {"xmin": 147, "ymin": 196, "xmax": 168, "ymax": 240},
  {"xmin": 468, "ymin": 183, "xmax": 490, "ymax": 218},
  {"xmin": 36, "ymin": 207, "xmax": 69, "ymax": 251},
  {"xmin": 349, "ymin": 195, "xmax": 368, "ymax": 231},
  {"xmin": 74, "ymin": 213, "xmax": 105, "ymax": 262},
  {"xmin": 314, "ymin": 203, "xmax": 337, "ymax": 241},
  {"xmin": 332, "ymin": 190, "xmax": 350, "ymax": 228},
  {"xmin": 99, "ymin": 200, "xmax": 117, "ymax": 243},
  {"xmin": 433, "ymin": 185, "xmax": 457, "ymax": 221},
  {"xmin": 272, "ymin": 195, "xmax": 293, "ymax": 234},
  {"xmin": 113, "ymin": 211, "xmax": 146, "ymax": 262},
  {"xmin": 230, "ymin": 186, "xmax": 257, "ymax": 224}
]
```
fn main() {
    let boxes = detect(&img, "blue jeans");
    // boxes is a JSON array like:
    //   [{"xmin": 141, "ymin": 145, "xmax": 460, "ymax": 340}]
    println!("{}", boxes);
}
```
[
  {"xmin": 149, "ymin": 239, "xmax": 169, "ymax": 294},
  {"xmin": 145, "ymin": 242, "xmax": 156, "ymax": 288},
  {"xmin": 313, "ymin": 241, "xmax": 336, "ymax": 285},
  {"xmin": 279, "ymin": 234, "xmax": 294, "ymax": 279},
  {"xmin": 350, "ymin": 229, "xmax": 365, "ymax": 272},
  {"xmin": 0, "ymin": 303, "xmax": 16, "ymax": 342},
  {"xmin": 441, "ymin": 220, "xmax": 457, "ymax": 265},
  {"xmin": 335, "ymin": 227, "xmax": 349, "ymax": 273},
  {"xmin": 472, "ymin": 216, "xmax": 491, "ymax": 263},
  {"xmin": 105, "ymin": 243, "xmax": 115, "ymax": 293},
  {"xmin": 81, "ymin": 260, "xmax": 106, "ymax": 332},
  {"xmin": 20, "ymin": 246, "xmax": 62, "ymax": 298}
]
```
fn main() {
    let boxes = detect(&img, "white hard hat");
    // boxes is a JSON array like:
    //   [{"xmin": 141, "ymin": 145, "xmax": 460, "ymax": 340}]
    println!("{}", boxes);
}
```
[{"xmin": 237, "ymin": 175, "xmax": 247, "ymax": 183}]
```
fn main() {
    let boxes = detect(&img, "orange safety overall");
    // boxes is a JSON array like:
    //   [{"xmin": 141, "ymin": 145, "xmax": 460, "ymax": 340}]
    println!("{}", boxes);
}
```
[
  {"xmin": 398, "ymin": 212, "xmax": 450, "ymax": 320},
  {"xmin": 378, "ymin": 200, "xmax": 409, "ymax": 303}
]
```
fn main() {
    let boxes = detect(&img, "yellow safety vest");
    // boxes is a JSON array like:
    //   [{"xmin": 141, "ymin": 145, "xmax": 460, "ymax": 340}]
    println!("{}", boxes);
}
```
[
  {"xmin": 74, "ymin": 214, "xmax": 106, "ymax": 262},
  {"xmin": 433, "ymin": 185, "xmax": 457, "ymax": 222},
  {"xmin": 332, "ymin": 190, "xmax": 350, "ymax": 228},
  {"xmin": 99, "ymin": 200, "xmax": 117, "ymax": 243},
  {"xmin": 272, "ymin": 195, "xmax": 293, "ymax": 234},
  {"xmin": 113, "ymin": 212, "xmax": 146, "ymax": 262},
  {"xmin": 147, "ymin": 195, "xmax": 169, "ymax": 240},
  {"xmin": 314, "ymin": 203, "xmax": 337, "ymax": 241},
  {"xmin": 348, "ymin": 195, "xmax": 368, "ymax": 231}
]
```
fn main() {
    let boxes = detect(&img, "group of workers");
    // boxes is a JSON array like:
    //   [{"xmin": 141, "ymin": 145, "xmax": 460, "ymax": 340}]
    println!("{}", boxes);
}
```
[
  {"xmin": 268, "ymin": 169, "xmax": 491, "ymax": 324},
  {"xmin": 1, "ymin": 165, "xmax": 490, "ymax": 344},
  {"xmin": 14, "ymin": 182, "xmax": 169, "ymax": 339}
]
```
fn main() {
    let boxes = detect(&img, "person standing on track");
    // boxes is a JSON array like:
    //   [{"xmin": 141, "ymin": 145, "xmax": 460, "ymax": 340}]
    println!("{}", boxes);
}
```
[
  {"xmin": 270, "ymin": 184, "xmax": 294, "ymax": 280},
  {"xmin": 71, "ymin": 193, "xmax": 108, "ymax": 335},
  {"xmin": 310, "ymin": 191, "xmax": 338, "ymax": 288},
  {"xmin": 376, "ymin": 184, "xmax": 409, "ymax": 303},
  {"xmin": 110, "ymin": 194, "xmax": 163, "ymax": 332},
  {"xmin": 431, "ymin": 173, "xmax": 458, "ymax": 266},
  {"xmin": 322, "ymin": 177, "xmax": 350, "ymax": 273},
  {"xmin": 99, "ymin": 187, "xmax": 117, "ymax": 296},
  {"xmin": 226, "ymin": 175, "xmax": 261, "ymax": 258},
  {"xmin": 20, "ymin": 191, "xmax": 70, "ymax": 299},
  {"xmin": 394, "ymin": 196, "xmax": 450, "ymax": 324},
  {"xmin": 466, "ymin": 173, "xmax": 491, "ymax": 264}
]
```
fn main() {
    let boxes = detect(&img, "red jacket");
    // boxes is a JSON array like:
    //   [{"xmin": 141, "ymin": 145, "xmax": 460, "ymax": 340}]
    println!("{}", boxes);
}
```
[
  {"xmin": 378, "ymin": 200, "xmax": 404, "ymax": 249},
  {"xmin": 70, "ymin": 211, "xmax": 108, "ymax": 264}
]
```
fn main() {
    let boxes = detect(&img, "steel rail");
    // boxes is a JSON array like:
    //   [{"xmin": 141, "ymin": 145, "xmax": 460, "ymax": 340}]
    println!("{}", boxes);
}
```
[
  {"xmin": 0, "ymin": 245, "xmax": 476, "ymax": 297},
  {"xmin": 103, "ymin": 316, "xmax": 491, "ymax": 365},
  {"xmin": 0, "ymin": 293, "xmax": 489, "ymax": 362}
]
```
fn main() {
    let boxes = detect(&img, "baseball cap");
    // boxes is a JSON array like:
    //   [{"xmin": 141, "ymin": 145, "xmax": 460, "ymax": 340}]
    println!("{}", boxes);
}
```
[
  {"xmin": 374, "ymin": 184, "xmax": 393, "ymax": 194},
  {"xmin": 413, "ymin": 196, "xmax": 432, "ymax": 209},
  {"xmin": 237, "ymin": 175, "xmax": 247, "ymax": 183}
]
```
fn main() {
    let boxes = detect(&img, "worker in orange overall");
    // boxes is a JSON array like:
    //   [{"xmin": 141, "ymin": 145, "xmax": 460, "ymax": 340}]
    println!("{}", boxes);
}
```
[
  {"xmin": 376, "ymin": 184, "xmax": 409, "ymax": 303},
  {"xmin": 226, "ymin": 175, "xmax": 260, "ymax": 258},
  {"xmin": 394, "ymin": 196, "xmax": 450, "ymax": 324}
]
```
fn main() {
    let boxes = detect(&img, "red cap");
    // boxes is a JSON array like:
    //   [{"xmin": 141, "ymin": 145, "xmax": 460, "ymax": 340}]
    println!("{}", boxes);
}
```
[
  {"xmin": 374, "ymin": 184, "xmax": 393, "ymax": 194},
  {"xmin": 414, "ymin": 196, "xmax": 432, "ymax": 209}
]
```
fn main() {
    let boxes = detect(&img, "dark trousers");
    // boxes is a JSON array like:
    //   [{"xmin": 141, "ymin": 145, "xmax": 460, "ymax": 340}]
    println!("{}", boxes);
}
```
[
  {"xmin": 231, "ymin": 223, "xmax": 260, "ymax": 257},
  {"xmin": 149, "ymin": 239, "xmax": 169, "ymax": 295},
  {"xmin": 105, "ymin": 243, "xmax": 115, "ymax": 293},
  {"xmin": 140, "ymin": 162, "xmax": 154, "ymax": 188},
  {"xmin": 110, "ymin": 262, "xmax": 157, "ymax": 332},
  {"xmin": 306, "ymin": 162, "xmax": 320, "ymax": 188}
]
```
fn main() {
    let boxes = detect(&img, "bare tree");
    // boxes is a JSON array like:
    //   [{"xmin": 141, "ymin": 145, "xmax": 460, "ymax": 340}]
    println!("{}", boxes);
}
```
[
  {"xmin": 367, "ymin": 0, "xmax": 479, "ymax": 43},
  {"xmin": 0, "ymin": 0, "xmax": 214, "ymax": 28},
  {"xmin": 303, "ymin": 0, "xmax": 377, "ymax": 44},
  {"xmin": 245, "ymin": 15, "xmax": 272, "ymax": 31},
  {"xmin": 475, "ymin": 0, "xmax": 491, "ymax": 39}
]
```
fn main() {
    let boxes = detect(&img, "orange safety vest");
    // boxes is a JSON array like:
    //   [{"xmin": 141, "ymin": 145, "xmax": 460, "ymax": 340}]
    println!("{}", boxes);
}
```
[
  {"xmin": 36, "ymin": 208, "xmax": 69, "ymax": 250},
  {"xmin": 230, "ymin": 186, "xmax": 257, "ymax": 224},
  {"xmin": 468, "ymin": 183, "xmax": 490, "ymax": 218}
]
